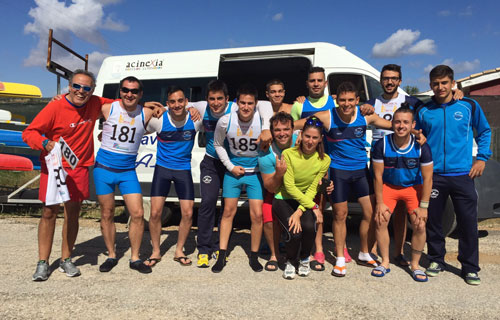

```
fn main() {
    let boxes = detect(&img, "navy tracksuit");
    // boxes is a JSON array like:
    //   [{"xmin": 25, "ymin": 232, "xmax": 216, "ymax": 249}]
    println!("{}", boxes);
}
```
[{"xmin": 416, "ymin": 97, "xmax": 492, "ymax": 274}]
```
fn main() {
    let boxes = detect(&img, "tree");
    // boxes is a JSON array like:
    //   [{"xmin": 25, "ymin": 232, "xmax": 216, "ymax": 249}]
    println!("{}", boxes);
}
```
[{"xmin": 403, "ymin": 85, "xmax": 420, "ymax": 95}]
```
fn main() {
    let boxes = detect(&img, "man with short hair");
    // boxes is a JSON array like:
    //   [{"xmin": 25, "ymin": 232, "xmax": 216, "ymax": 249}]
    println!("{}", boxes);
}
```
[
  {"xmin": 212, "ymin": 84, "xmax": 265, "ymax": 273},
  {"xmin": 266, "ymin": 79, "xmax": 292, "ymax": 114},
  {"xmin": 371, "ymin": 106, "xmax": 433, "ymax": 281},
  {"xmin": 24, "ymin": 69, "xmax": 114, "ymax": 281},
  {"xmin": 415, "ymin": 65, "xmax": 492, "ymax": 285},
  {"xmin": 186, "ymin": 80, "xmax": 273, "ymax": 268},
  {"xmin": 94, "ymin": 76, "xmax": 154, "ymax": 273},
  {"xmin": 147, "ymin": 86, "xmax": 203, "ymax": 266},
  {"xmin": 258, "ymin": 112, "xmax": 297, "ymax": 270}
]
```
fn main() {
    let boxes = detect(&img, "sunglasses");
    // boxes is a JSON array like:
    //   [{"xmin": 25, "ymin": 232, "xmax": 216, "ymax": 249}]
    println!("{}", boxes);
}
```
[
  {"xmin": 305, "ymin": 116, "xmax": 323, "ymax": 128},
  {"xmin": 71, "ymin": 83, "xmax": 93, "ymax": 92},
  {"xmin": 121, "ymin": 87, "xmax": 141, "ymax": 94}
]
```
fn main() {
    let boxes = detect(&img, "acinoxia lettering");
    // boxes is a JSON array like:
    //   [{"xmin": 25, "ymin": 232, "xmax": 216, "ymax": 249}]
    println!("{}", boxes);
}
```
[{"xmin": 125, "ymin": 59, "xmax": 164, "ymax": 71}]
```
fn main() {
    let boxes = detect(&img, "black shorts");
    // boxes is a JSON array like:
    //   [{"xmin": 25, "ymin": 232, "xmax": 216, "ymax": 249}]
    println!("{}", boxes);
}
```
[
  {"xmin": 329, "ymin": 167, "xmax": 373, "ymax": 204},
  {"xmin": 151, "ymin": 165, "xmax": 194, "ymax": 200}
]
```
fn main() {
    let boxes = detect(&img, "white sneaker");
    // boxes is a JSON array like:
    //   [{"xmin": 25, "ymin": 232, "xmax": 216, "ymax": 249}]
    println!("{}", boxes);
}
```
[
  {"xmin": 298, "ymin": 257, "xmax": 311, "ymax": 277},
  {"xmin": 283, "ymin": 261, "xmax": 296, "ymax": 280}
]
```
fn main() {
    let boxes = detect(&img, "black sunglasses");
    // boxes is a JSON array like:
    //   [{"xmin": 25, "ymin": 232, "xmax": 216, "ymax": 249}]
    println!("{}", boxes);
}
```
[
  {"xmin": 121, "ymin": 87, "xmax": 141, "ymax": 94},
  {"xmin": 71, "ymin": 83, "xmax": 93, "ymax": 92}
]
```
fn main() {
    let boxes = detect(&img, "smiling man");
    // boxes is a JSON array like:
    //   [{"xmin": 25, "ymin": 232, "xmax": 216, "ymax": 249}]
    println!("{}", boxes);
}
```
[
  {"xmin": 266, "ymin": 79, "xmax": 292, "ymax": 114},
  {"xmin": 93, "ymin": 76, "xmax": 155, "ymax": 274},
  {"xmin": 415, "ymin": 65, "xmax": 492, "ymax": 285},
  {"xmin": 23, "ymin": 69, "xmax": 114, "ymax": 281}
]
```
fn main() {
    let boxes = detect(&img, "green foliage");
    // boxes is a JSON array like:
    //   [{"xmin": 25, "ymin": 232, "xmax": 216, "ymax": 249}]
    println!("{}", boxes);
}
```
[{"xmin": 403, "ymin": 85, "xmax": 420, "ymax": 95}]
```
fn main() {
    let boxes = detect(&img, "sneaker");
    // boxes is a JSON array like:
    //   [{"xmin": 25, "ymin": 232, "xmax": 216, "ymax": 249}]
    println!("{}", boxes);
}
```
[
  {"xmin": 59, "ymin": 258, "xmax": 81, "ymax": 277},
  {"xmin": 283, "ymin": 261, "xmax": 296, "ymax": 280},
  {"xmin": 298, "ymin": 258, "xmax": 311, "ymax": 277},
  {"xmin": 197, "ymin": 254, "xmax": 209, "ymax": 268},
  {"xmin": 129, "ymin": 260, "xmax": 152, "ymax": 274},
  {"xmin": 425, "ymin": 262, "xmax": 444, "ymax": 277},
  {"xmin": 99, "ymin": 258, "xmax": 118, "ymax": 272},
  {"xmin": 465, "ymin": 272, "xmax": 481, "ymax": 286},
  {"xmin": 32, "ymin": 260, "xmax": 49, "ymax": 281}
]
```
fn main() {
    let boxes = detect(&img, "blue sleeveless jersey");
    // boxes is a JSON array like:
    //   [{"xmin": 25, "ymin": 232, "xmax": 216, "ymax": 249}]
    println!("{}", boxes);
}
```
[
  {"xmin": 301, "ymin": 95, "xmax": 335, "ymax": 119},
  {"xmin": 156, "ymin": 114, "xmax": 196, "ymax": 170},
  {"xmin": 325, "ymin": 107, "xmax": 368, "ymax": 170},
  {"xmin": 372, "ymin": 134, "xmax": 433, "ymax": 187},
  {"xmin": 202, "ymin": 101, "xmax": 232, "ymax": 158}
]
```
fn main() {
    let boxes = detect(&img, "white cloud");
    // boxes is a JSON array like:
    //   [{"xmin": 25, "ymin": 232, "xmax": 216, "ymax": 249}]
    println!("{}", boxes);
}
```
[
  {"xmin": 438, "ymin": 10, "xmax": 451, "ymax": 16},
  {"xmin": 23, "ymin": 0, "xmax": 127, "ymax": 74},
  {"xmin": 423, "ymin": 58, "xmax": 480, "ymax": 75},
  {"xmin": 371, "ymin": 29, "xmax": 436, "ymax": 58},
  {"xmin": 272, "ymin": 12, "xmax": 283, "ymax": 21},
  {"xmin": 459, "ymin": 5, "xmax": 473, "ymax": 16}
]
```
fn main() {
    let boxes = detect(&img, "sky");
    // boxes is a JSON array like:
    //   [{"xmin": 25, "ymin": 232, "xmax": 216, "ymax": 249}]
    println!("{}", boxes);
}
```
[{"xmin": 1, "ymin": 0, "xmax": 499, "ymax": 97}]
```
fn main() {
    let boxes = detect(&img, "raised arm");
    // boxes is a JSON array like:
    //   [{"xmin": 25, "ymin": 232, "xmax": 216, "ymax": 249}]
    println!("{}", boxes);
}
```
[{"xmin": 293, "ymin": 110, "xmax": 331, "ymax": 131}]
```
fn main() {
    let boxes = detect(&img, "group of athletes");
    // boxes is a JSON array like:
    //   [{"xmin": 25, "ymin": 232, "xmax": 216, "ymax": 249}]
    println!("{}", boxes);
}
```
[{"xmin": 22, "ymin": 62, "xmax": 492, "ymax": 285}]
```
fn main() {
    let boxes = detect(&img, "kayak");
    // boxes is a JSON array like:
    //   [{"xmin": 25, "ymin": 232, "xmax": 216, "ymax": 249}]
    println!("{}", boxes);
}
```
[{"xmin": 0, "ymin": 154, "xmax": 33, "ymax": 171}]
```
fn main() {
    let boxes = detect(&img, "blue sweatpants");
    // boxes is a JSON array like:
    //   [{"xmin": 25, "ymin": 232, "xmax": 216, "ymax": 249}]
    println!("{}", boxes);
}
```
[{"xmin": 426, "ymin": 174, "xmax": 480, "ymax": 274}]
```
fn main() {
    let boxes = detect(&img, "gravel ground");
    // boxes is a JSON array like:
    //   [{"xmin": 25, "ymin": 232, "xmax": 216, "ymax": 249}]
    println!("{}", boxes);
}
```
[{"xmin": 1, "ymin": 216, "xmax": 500, "ymax": 320}]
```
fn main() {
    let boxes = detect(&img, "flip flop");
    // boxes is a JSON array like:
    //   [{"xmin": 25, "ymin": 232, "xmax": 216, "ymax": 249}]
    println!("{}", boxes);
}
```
[
  {"xmin": 412, "ymin": 269, "xmax": 428, "ymax": 282},
  {"xmin": 356, "ymin": 259, "xmax": 379, "ymax": 268},
  {"xmin": 394, "ymin": 254, "xmax": 410, "ymax": 267},
  {"xmin": 173, "ymin": 256, "xmax": 192, "ymax": 266},
  {"xmin": 371, "ymin": 265, "xmax": 391, "ymax": 277},
  {"xmin": 264, "ymin": 260, "xmax": 278, "ymax": 272},
  {"xmin": 310, "ymin": 260, "xmax": 325, "ymax": 271},
  {"xmin": 331, "ymin": 265, "xmax": 346, "ymax": 277},
  {"xmin": 145, "ymin": 257, "xmax": 161, "ymax": 267}
]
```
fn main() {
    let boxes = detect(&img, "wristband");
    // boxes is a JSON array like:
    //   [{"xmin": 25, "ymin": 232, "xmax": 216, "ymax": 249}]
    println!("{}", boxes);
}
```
[
  {"xmin": 313, "ymin": 203, "xmax": 319, "ymax": 210},
  {"xmin": 42, "ymin": 139, "xmax": 49, "ymax": 150},
  {"xmin": 419, "ymin": 201, "xmax": 429, "ymax": 209}
]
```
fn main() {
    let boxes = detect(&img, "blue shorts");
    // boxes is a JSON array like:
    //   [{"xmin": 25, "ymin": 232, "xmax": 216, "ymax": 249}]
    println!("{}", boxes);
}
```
[
  {"xmin": 93, "ymin": 164, "xmax": 141, "ymax": 196},
  {"xmin": 151, "ymin": 165, "xmax": 194, "ymax": 200},
  {"xmin": 222, "ymin": 172, "xmax": 263, "ymax": 200},
  {"xmin": 329, "ymin": 167, "xmax": 373, "ymax": 204}
]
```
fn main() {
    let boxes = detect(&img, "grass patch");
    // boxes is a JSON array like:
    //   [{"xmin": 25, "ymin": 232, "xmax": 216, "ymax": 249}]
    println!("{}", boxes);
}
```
[{"xmin": 0, "ymin": 170, "xmax": 40, "ymax": 188}]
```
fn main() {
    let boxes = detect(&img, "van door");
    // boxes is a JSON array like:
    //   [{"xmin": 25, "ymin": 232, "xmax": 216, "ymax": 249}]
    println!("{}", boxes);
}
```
[{"xmin": 327, "ymin": 73, "xmax": 383, "ymax": 103}]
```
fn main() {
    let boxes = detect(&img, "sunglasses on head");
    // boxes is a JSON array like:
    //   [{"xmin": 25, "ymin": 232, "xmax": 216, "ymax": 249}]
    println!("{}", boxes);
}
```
[
  {"xmin": 120, "ymin": 87, "xmax": 141, "ymax": 94},
  {"xmin": 71, "ymin": 83, "xmax": 93, "ymax": 92},
  {"xmin": 305, "ymin": 116, "xmax": 323, "ymax": 128}
]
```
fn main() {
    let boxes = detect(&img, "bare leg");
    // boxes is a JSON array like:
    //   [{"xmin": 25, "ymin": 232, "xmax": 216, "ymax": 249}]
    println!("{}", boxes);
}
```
[
  {"xmin": 358, "ymin": 195, "xmax": 375, "ymax": 254},
  {"xmin": 123, "ymin": 193, "xmax": 144, "ymax": 261},
  {"xmin": 148, "ymin": 196, "xmax": 166, "ymax": 262},
  {"xmin": 61, "ymin": 201, "xmax": 81, "ymax": 260},
  {"xmin": 263, "ymin": 221, "xmax": 278, "ymax": 262},
  {"xmin": 375, "ymin": 213, "xmax": 391, "ymax": 269},
  {"xmin": 175, "ymin": 199, "xmax": 194, "ymax": 261},
  {"xmin": 218, "ymin": 198, "xmax": 238, "ymax": 250},
  {"xmin": 393, "ymin": 201, "xmax": 408, "ymax": 257},
  {"xmin": 333, "ymin": 201, "xmax": 348, "ymax": 258},
  {"xmin": 38, "ymin": 204, "xmax": 59, "ymax": 261},
  {"xmin": 409, "ymin": 214, "xmax": 426, "ymax": 275},
  {"xmin": 97, "ymin": 194, "xmax": 116, "ymax": 258},
  {"xmin": 249, "ymin": 199, "xmax": 263, "ymax": 252}
]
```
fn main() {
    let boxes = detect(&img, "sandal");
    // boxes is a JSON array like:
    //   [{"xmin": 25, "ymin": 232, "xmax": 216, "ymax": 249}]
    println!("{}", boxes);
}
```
[
  {"xmin": 264, "ymin": 260, "xmax": 279, "ymax": 272},
  {"xmin": 310, "ymin": 260, "xmax": 325, "ymax": 271},
  {"xmin": 145, "ymin": 257, "xmax": 161, "ymax": 267},
  {"xmin": 412, "ymin": 269, "xmax": 428, "ymax": 282},
  {"xmin": 173, "ymin": 256, "xmax": 192, "ymax": 266},
  {"xmin": 313, "ymin": 252, "xmax": 325, "ymax": 264},
  {"xmin": 331, "ymin": 265, "xmax": 346, "ymax": 277},
  {"xmin": 371, "ymin": 265, "xmax": 391, "ymax": 277},
  {"xmin": 356, "ymin": 258, "xmax": 379, "ymax": 268}
]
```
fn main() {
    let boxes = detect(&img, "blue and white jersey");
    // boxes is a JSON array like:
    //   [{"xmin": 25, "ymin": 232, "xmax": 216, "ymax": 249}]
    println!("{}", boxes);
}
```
[
  {"xmin": 366, "ymin": 94, "xmax": 423, "ymax": 142},
  {"xmin": 148, "ymin": 112, "xmax": 201, "ymax": 170},
  {"xmin": 415, "ymin": 97, "xmax": 491, "ymax": 174},
  {"xmin": 202, "ymin": 101, "xmax": 233, "ymax": 159},
  {"xmin": 258, "ymin": 134, "xmax": 297, "ymax": 175},
  {"xmin": 96, "ymin": 101, "xmax": 146, "ymax": 169},
  {"xmin": 372, "ymin": 134, "xmax": 433, "ymax": 187},
  {"xmin": 325, "ymin": 106, "xmax": 368, "ymax": 170},
  {"xmin": 301, "ymin": 95, "xmax": 336, "ymax": 119}
]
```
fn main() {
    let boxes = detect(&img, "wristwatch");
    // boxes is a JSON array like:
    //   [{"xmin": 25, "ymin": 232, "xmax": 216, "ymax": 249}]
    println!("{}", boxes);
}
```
[
  {"xmin": 313, "ymin": 203, "xmax": 319, "ymax": 210},
  {"xmin": 419, "ymin": 201, "xmax": 429, "ymax": 209}
]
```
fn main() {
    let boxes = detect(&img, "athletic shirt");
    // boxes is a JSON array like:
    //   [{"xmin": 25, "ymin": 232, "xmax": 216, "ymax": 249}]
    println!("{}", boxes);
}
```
[
  {"xmin": 372, "ymin": 134, "xmax": 433, "ymax": 187},
  {"xmin": 301, "ymin": 95, "xmax": 336, "ymax": 119},
  {"xmin": 202, "ymin": 101, "xmax": 233, "ymax": 159},
  {"xmin": 258, "ymin": 134, "xmax": 297, "ymax": 174},
  {"xmin": 366, "ymin": 94, "xmax": 423, "ymax": 142},
  {"xmin": 325, "ymin": 106, "xmax": 368, "ymax": 170},
  {"xmin": 225, "ymin": 110, "xmax": 262, "ymax": 172},
  {"xmin": 96, "ymin": 101, "xmax": 146, "ymax": 169},
  {"xmin": 44, "ymin": 143, "xmax": 70, "ymax": 206},
  {"xmin": 155, "ymin": 113, "xmax": 197, "ymax": 170}
]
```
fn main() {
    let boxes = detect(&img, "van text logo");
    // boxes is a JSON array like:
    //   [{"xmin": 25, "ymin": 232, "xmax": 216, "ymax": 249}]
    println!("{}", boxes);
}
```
[{"xmin": 125, "ymin": 59, "xmax": 164, "ymax": 71}]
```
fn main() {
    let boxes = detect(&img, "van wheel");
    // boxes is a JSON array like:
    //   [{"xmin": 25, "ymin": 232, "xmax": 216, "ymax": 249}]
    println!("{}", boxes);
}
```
[{"xmin": 442, "ymin": 197, "xmax": 457, "ymax": 236}]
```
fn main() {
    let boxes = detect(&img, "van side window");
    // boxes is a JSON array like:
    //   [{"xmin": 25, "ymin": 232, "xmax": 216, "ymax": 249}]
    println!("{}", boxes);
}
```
[
  {"xmin": 328, "ymin": 74, "xmax": 368, "ymax": 103},
  {"xmin": 365, "ymin": 77, "xmax": 384, "ymax": 101}
]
